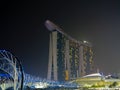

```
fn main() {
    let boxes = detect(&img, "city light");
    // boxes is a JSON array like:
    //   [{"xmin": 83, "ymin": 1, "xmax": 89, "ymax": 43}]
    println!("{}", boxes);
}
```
[{"xmin": 83, "ymin": 40, "xmax": 88, "ymax": 43}]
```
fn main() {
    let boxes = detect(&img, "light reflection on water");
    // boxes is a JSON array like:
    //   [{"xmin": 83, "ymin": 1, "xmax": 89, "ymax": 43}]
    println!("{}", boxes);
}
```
[
  {"xmin": 24, "ymin": 88, "xmax": 120, "ymax": 90},
  {"xmin": 1, "ymin": 85, "xmax": 120, "ymax": 90},
  {"xmin": 1, "ymin": 87, "xmax": 120, "ymax": 90}
]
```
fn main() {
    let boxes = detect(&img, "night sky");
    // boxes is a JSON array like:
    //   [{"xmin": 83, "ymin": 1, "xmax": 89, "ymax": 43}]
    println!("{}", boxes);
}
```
[{"xmin": 0, "ymin": 1, "xmax": 120, "ymax": 78}]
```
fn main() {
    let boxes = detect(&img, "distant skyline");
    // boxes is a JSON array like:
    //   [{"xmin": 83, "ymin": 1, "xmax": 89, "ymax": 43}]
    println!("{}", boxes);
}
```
[{"xmin": 0, "ymin": 1, "xmax": 120, "ymax": 78}]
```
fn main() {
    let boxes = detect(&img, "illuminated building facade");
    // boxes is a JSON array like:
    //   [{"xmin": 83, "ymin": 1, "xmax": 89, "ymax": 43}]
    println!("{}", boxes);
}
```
[{"xmin": 45, "ymin": 20, "xmax": 94, "ymax": 81}]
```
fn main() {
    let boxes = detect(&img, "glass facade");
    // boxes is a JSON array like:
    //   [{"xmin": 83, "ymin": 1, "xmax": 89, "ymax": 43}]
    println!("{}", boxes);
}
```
[
  {"xmin": 69, "ymin": 41, "xmax": 80, "ymax": 79},
  {"xmin": 83, "ymin": 46, "xmax": 94, "ymax": 75},
  {"xmin": 57, "ymin": 32, "xmax": 66, "ymax": 81}
]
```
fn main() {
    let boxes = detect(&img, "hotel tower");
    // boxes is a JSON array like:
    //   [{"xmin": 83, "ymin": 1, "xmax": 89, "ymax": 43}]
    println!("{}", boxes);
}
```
[{"xmin": 45, "ymin": 20, "xmax": 94, "ymax": 81}]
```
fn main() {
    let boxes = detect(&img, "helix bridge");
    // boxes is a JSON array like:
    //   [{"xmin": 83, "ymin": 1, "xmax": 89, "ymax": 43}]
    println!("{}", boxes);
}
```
[
  {"xmin": 0, "ymin": 50, "xmax": 79, "ymax": 90},
  {"xmin": 24, "ymin": 73, "xmax": 79, "ymax": 89},
  {"xmin": 0, "ymin": 50, "xmax": 24, "ymax": 90}
]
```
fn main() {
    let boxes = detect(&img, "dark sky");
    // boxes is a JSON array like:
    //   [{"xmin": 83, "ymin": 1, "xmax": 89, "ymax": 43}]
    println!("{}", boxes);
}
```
[{"xmin": 0, "ymin": 0, "xmax": 120, "ymax": 78}]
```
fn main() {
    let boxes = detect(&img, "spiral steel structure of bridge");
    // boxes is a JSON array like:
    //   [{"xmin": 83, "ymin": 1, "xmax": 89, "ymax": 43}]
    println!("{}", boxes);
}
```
[{"xmin": 0, "ymin": 50, "xmax": 24, "ymax": 90}]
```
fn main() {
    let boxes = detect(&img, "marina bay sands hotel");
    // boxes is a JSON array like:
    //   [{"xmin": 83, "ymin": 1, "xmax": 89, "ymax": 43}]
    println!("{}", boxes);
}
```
[{"xmin": 45, "ymin": 20, "xmax": 94, "ymax": 81}]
